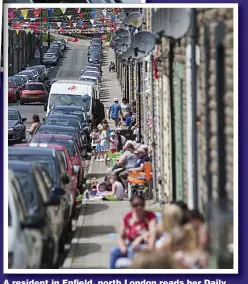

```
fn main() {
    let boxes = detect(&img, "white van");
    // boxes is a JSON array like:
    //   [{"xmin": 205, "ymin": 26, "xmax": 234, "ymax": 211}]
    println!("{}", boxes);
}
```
[{"xmin": 46, "ymin": 80, "xmax": 98, "ymax": 119}]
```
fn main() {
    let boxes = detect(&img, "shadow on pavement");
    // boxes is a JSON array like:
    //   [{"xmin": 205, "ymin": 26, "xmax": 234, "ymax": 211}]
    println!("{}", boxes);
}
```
[
  {"xmin": 78, "ymin": 225, "xmax": 116, "ymax": 237},
  {"xmin": 70, "ymin": 243, "xmax": 102, "ymax": 257},
  {"xmin": 80, "ymin": 203, "xmax": 109, "ymax": 216}
]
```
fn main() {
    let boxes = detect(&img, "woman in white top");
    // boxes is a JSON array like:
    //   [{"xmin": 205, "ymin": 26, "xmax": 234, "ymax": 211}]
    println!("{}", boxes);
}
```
[
  {"xmin": 99, "ymin": 124, "xmax": 110, "ymax": 162},
  {"xmin": 103, "ymin": 174, "xmax": 125, "ymax": 201}
]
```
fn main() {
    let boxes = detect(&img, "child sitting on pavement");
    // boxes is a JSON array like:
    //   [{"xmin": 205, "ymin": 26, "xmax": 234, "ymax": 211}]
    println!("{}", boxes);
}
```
[{"xmin": 102, "ymin": 174, "xmax": 125, "ymax": 201}]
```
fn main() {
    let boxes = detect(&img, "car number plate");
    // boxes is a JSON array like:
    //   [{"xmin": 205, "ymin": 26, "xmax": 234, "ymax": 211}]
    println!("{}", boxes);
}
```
[{"xmin": 29, "ymin": 96, "xmax": 38, "ymax": 98}]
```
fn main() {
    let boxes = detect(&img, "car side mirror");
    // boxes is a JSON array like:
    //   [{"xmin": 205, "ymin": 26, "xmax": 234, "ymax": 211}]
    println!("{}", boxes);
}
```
[
  {"xmin": 52, "ymin": 186, "xmax": 65, "ymax": 196},
  {"xmin": 21, "ymin": 118, "xmax": 27, "ymax": 123},
  {"xmin": 62, "ymin": 173, "xmax": 70, "ymax": 185},
  {"xmin": 45, "ymin": 194, "xmax": 61, "ymax": 206},
  {"xmin": 21, "ymin": 215, "xmax": 45, "ymax": 229},
  {"xmin": 44, "ymin": 103, "xmax": 47, "ymax": 111}
]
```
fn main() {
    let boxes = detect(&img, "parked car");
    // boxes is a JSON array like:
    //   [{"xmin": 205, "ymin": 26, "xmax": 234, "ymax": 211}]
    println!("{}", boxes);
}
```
[
  {"xmin": 8, "ymin": 164, "xmax": 54, "ymax": 269},
  {"xmin": 20, "ymin": 82, "xmax": 48, "ymax": 105},
  {"xmin": 49, "ymin": 105, "xmax": 88, "ymax": 125},
  {"xmin": 26, "ymin": 66, "xmax": 45, "ymax": 82},
  {"xmin": 14, "ymin": 143, "xmax": 77, "ymax": 218},
  {"xmin": 18, "ymin": 70, "xmax": 36, "ymax": 82},
  {"xmin": 26, "ymin": 68, "xmax": 40, "ymax": 81},
  {"xmin": 50, "ymin": 44, "xmax": 63, "ymax": 57},
  {"xmin": 88, "ymin": 53, "xmax": 102, "ymax": 64},
  {"xmin": 79, "ymin": 75, "xmax": 99, "ymax": 86},
  {"xmin": 14, "ymin": 74, "xmax": 29, "ymax": 84},
  {"xmin": 9, "ymin": 76, "xmax": 25, "ymax": 97},
  {"xmin": 8, "ymin": 147, "xmax": 72, "ymax": 265},
  {"xmin": 33, "ymin": 65, "xmax": 50, "ymax": 80},
  {"xmin": 81, "ymin": 65, "xmax": 101, "ymax": 76},
  {"xmin": 8, "ymin": 80, "xmax": 18, "ymax": 102},
  {"xmin": 30, "ymin": 134, "xmax": 85, "ymax": 192},
  {"xmin": 43, "ymin": 53, "xmax": 58, "ymax": 65},
  {"xmin": 33, "ymin": 125, "xmax": 85, "ymax": 153},
  {"xmin": 53, "ymin": 40, "xmax": 65, "ymax": 51},
  {"xmin": 82, "ymin": 71, "xmax": 101, "ymax": 82},
  {"xmin": 8, "ymin": 108, "xmax": 26, "ymax": 143}
]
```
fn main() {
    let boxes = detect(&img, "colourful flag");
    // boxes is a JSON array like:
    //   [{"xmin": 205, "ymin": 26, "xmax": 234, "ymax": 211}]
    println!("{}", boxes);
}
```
[{"xmin": 20, "ymin": 9, "xmax": 28, "ymax": 20}]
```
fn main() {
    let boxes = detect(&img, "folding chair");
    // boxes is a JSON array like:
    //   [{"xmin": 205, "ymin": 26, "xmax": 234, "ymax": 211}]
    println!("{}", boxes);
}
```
[{"xmin": 127, "ymin": 162, "xmax": 153, "ymax": 199}]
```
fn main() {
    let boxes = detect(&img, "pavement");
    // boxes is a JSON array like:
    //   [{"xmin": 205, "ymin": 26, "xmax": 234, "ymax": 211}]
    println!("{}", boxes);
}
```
[{"xmin": 62, "ymin": 47, "xmax": 160, "ymax": 269}]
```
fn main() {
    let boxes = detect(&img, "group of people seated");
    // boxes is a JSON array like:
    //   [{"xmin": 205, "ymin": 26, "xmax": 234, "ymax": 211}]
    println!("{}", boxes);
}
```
[{"xmin": 110, "ymin": 198, "xmax": 209, "ymax": 269}]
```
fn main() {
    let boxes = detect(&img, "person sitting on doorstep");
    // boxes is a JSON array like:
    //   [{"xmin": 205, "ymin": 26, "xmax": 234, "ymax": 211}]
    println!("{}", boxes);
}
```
[
  {"xmin": 122, "ymin": 111, "xmax": 133, "ymax": 128},
  {"xmin": 119, "ymin": 146, "xmax": 149, "ymax": 190}
]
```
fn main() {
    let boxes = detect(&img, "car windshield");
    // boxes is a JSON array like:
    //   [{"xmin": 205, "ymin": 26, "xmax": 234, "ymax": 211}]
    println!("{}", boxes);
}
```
[
  {"xmin": 19, "ymin": 72, "xmax": 33, "ymax": 79},
  {"xmin": 9, "ymin": 154, "xmax": 58, "ymax": 182},
  {"xmin": 12, "ymin": 169, "xmax": 38, "ymax": 213},
  {"xmin": 58, "ymin": 151, "xmax": 67, "ymax": 169},
  {"xmin": 45, "ymin": 54, "xmax": 54, "ymax": 57},
  {"xmin": 80, "ymin": 77, "xmax": 96, "ymax": 83},
  {"xmin": 49, "ymin": 94, "xmax": 91, "ymax": 112},
  {"xmin": 8, "ymin": 81, "xmax": 14, "ymax": 88},
  {"xmin": 46, "ymin": 118, "xmax": 79, "ymax": 128},
  {"xmin": 8, "ymin": 110, "xmax": 18, "ymax": 120},
  {"xmin": 31, "ymin": 137, "xmax": 77, "ymax": 156},
  {"xmin": 50, "ymin": 110, "xmax": 86, "ymax": 122},
  {"xmin": 37, "ymin": 127, "xmax": 76, "ymax": 138},
  {"xmin": 84, "ymin": 72, "xmax": 98, "ymax": 77},
  {"xmin": 24, "ymin": 84, "xmax": 44, "ymax": 91}
]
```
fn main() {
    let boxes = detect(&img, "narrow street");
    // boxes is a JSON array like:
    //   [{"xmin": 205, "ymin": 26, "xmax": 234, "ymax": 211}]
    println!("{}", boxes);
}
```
[{"xmin": 7, "ymin": 7, "xmax": 235, "ymax": 270}]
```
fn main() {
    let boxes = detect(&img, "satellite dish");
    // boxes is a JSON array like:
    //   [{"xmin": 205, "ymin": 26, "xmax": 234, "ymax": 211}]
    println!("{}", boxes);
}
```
[
  {"xmin": 130, "ymin": 31, "xmax": 156, "ymax": 53},
  {"xmin": 121, "ymin": 35, "xmax": 131, "ymax": 46},
  {"xmin": 124, "ymin": 12, "xmax": 143, "ymax": 29},
  {"xmin": 151, "ymin": 8, "xmax": 191, "ymax": 40},
  {"xmin": 121, "ymin": 47, "xmax": 143, "ymax": 61}
]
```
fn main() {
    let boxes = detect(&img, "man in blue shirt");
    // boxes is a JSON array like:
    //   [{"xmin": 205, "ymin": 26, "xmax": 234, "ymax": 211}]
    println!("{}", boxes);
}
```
[
  {"xmin": 109, "ymin": 98, "xmax": 123, "ymax": 127},
  {"xmin": 122, "ymin": 111, "xmax": 133, "ymax": 128}
]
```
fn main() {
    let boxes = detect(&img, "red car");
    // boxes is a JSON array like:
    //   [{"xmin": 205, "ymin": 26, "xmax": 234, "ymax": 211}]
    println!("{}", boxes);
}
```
[
  {"xmin": 20, "ymin": 82, "xmax": 48, "ymax": 105},
  {"xmin": 30, "ymin": 134, "xmax": 85, "ymax": 193},
  {"xmin": 8, "ymin": 80, "xmax": 18, "ymax": 102}
]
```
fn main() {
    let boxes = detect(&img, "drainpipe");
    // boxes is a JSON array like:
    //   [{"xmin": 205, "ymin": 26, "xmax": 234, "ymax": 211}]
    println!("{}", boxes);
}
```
[
  {"xmin": 150, "ymin": 11, "xmax": 157, "ymax": 203},
  {"xmin": 169, "ymin": 39, "xmax": 176, "ymax": 202},
  {"xmin": 137, "ymin": 61, "xmax": 142, "ymax": 143},
  {"xmin": 191, "ymin": 8, "xmax": 198, "ymax": 209},
  {"xmin": 143, "ymin": 59, "xmax": 147, "ymax": 144}
]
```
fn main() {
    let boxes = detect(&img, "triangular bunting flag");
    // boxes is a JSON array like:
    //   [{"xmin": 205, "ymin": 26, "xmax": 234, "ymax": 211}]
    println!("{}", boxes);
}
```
[
  {"xmin": 16, "ymin": 30, "xmax": 20, "ymax": 35},
  {"xmin": 79, "ymin": 13, "xmax": 83, "ymax": 18},
  {"xmin": 90, "ymin": 19, "xmax": 94, "ymax": 25},
  {"xmin": 75, "ymin": 8, "xmax": 80, "ymax": 13},
  {"xmin": 33, "ymin": 8, "xmax": 42, "ymax": 18},
  {"xmin": 67, "ymin": 15, "xmax": 72, "ymax": 20},
  {"xmin": 43, "ymin": 18, "xmax": 47, "ymax": 23},
  {"xmin": 61, "ymin": 8, "xmax": 67, "ymax": 14},
  {"xmin": 20, "ymin": 9, "xmax": 28, "ymax": 20},
  {"xmin": 30, "ymin": 18, "xmax": 36, "ymax": 22},
  {"xmin": 25, "ymin": 28, "xmax": 30, "ymax": 34},
  {"xmin": 57, "ymin": 22, "xmax": 61, "ymax": 27},
  {"xmin": 73, "ymin": 23, "xmax": 77, "ymax": 27},
  {"xmin": 8, "ymin": 10, "xmax": 14, "ymax": 19}
]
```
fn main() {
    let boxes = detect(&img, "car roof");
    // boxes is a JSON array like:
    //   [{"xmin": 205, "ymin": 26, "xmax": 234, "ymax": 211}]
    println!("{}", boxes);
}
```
[
  {"xmin": 28, "ymin": 143, "xmax": 66, "ymax": 151},
  {"xmin": 25, "ymin": 82, "xmax": 43, "ymax": 85},
  {"xmin": 53, "ymin": 105, "xmax": 83, "ymax": 110},
  {"xmin": 32, "ymin": 134, "xmax": 76, "ymax": 140},
  {"xmin": 9, "ymin": 146, "xmax": 56, "ymax": 156},
  {"xmin": 8, "ymin": 160, "xmax": 35, "ymax": 172},
  {"xmin": 38, "ymin": 125, "xmax": 77, "ymax": 131},
  {"xmin": 48, "ymin": 114, "xmax": 80, "ymax": 120},
  {"xmin": 8, "ymin": 107, "xmax": 18, "ymax": 112}
]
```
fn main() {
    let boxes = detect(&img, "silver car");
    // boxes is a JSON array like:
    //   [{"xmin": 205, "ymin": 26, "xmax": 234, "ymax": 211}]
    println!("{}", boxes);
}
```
[{"xmin": 43, "ymin": 53, "xmax": 58, "ymax": 65}]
